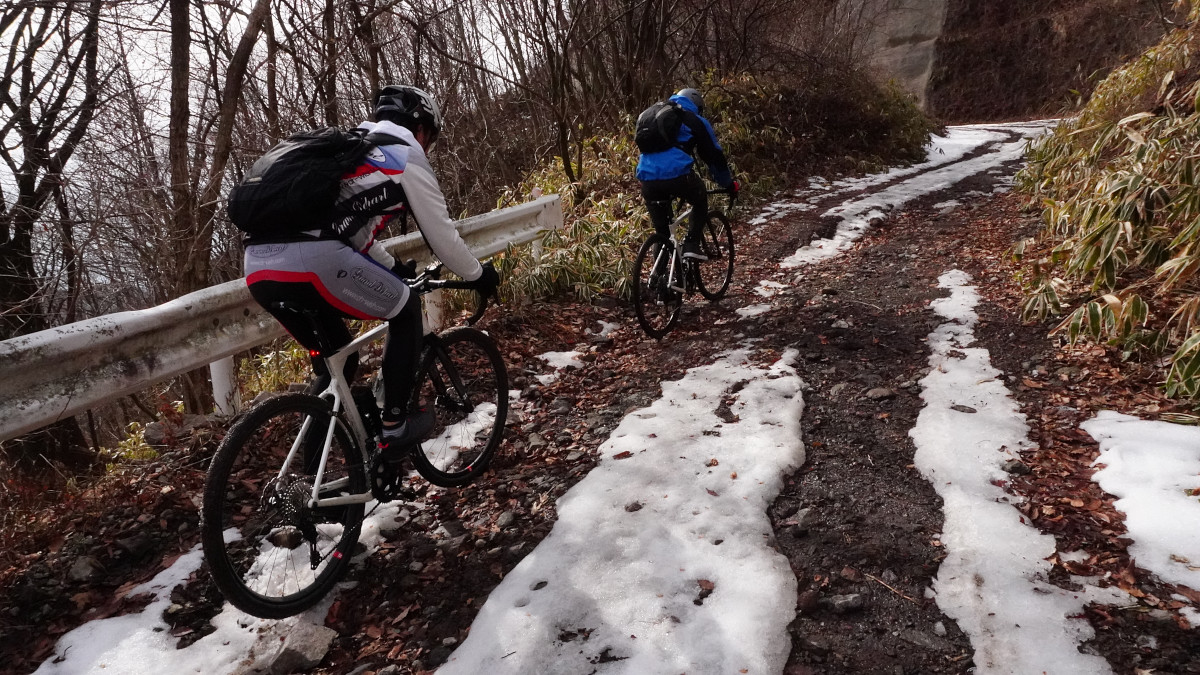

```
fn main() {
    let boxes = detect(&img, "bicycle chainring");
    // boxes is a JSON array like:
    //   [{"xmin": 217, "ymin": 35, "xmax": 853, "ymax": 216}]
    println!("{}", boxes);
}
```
[{"xmin": 370, "ymin": 453, "xmax": 419, "ymax": 503}]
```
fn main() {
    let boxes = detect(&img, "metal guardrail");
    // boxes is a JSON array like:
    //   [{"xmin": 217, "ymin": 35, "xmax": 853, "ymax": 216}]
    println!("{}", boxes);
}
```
[{"xmin": 0, "ymin": 194, "xmax": 562, "ymax": 443}]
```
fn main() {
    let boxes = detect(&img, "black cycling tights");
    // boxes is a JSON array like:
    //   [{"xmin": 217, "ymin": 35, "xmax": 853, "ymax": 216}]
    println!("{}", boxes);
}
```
[
  {"xmin": 641, "ymin": 171, "xmax": 707, "ymax": 242},
  {"xmin": 248, "ymin": 279, "xmax": 422, "ymax": 423}
]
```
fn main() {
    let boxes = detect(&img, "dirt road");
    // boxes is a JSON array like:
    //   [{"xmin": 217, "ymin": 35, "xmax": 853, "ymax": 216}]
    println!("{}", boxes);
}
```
[{"xmin": 11, "ymin": 124, "xmax": 1199, "ymax": 675}]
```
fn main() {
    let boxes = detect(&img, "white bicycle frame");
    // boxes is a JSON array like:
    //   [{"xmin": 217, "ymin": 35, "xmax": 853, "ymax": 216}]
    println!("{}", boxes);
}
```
[
  {"xmin": 654, "ymin": 200, "xmax": 695, "ymax": 293},
  {"xmin": 276, "ymin": 322, "xmax": 390, "ymax": 510}
]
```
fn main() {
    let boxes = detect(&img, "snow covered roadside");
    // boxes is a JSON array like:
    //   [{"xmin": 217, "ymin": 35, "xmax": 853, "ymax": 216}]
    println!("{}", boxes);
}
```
[
  {"xmin": 780, "ymin": 125, "xmax": 1046, "ymax": 269},
  {"xmin": 1081, "ymin": 413, "xmax": 1200, "ymax": 627},
  {"xmin": 910, "ymin": 270, "xmax": 1128, "ymax": 675},
  {"xmin": 743, "ymin": 121, "xmax": 1039, "ymax": 237},
  {"xmin": 908, "ymin": 266, "xmax": 1200, "ymax": 673},
  {"xmin": 746, "ymin": 122, "xmax": 1053, "ymax": 245},
  {"xmin": 438, "ymin": 347, "xmax": 805, "ymax": 675},
  {"xmin": 33, "ymin": 505, "xmax": 411, "ymax": 674}
]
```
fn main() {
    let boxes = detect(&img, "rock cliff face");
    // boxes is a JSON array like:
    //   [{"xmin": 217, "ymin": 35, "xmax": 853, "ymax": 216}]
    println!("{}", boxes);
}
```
[
  {"xmin": 860, "ymin": 0, "xmax": 948, "ymax": 110},
  {"xmin": 857, "ymin": 0, "xmax": 1178, "ymax": 121}
]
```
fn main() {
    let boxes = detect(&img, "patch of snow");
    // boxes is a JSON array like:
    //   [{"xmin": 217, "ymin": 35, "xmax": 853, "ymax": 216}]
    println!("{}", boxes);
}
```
[
  {"xmin": 910, "ymin": 269, "xmax": 1126, "ymax": 675},
  {"xmin": 736, "ymin": 304, "xmax": 773, "ymax": 318},
  {"xmin": 438, "ymin": 348, "xmax": 806, "ymax": 675},
  {"xmin": 1081, "ymin": 412, "xmax": 1200, "ymax": 592}
]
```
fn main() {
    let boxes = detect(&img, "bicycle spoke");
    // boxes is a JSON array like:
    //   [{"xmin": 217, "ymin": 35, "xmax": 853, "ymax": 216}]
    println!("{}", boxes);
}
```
[
  {"xmin": 632, "ymin": 234, "xmax": 683, "ymax": 338},
  {"xmin": 409, "ymin": 328, "xmax": 508, "ymax": 487},
  {"xmin": 202, "ymin": 394, "xmax": 368, "ymax": 619}
]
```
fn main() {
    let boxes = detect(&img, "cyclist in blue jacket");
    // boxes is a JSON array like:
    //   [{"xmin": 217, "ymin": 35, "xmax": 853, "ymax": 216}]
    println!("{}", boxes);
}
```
[{"xmin": 636, "ymin": 88, "xmax": 737, "ymax": 261}]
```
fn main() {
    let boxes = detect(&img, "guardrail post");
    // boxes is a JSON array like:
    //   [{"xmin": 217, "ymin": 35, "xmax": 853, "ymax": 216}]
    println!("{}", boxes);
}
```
[
  {"xmin": 210, "ymin": 357, "xmax": 241, "ymax": 417},
  {"xmin": 422, "ymin": 291, "xmax": 445, "ymax": 335}
]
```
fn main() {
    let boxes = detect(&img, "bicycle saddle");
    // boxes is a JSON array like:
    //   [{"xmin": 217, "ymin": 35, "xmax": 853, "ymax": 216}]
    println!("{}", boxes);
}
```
[{"xmin": 268, "ymin": 301, "xmax": 343, "ymax": 357}]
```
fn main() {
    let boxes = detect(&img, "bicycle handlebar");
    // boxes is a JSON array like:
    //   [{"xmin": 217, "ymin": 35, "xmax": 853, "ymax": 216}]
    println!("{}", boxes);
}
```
[{"xmin": 408, "ymin": 262, "xmax": 497, "ymax": 326}]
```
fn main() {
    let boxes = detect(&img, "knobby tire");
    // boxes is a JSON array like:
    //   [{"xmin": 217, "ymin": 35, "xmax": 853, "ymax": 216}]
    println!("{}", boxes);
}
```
[
  {"xmin": 632, "ymin": 234, "xmax": 683, "ymax": 339},
  {"xmin": 201, "ymin": 393, "xmax": 368, "ymax": 619},
  {"xmin": 407, "ymin": 327, "xmax": 508, "ymax": 487},
  {"xmin": 694, "ymin": 210, "xmax": 735, "ymax": 300}
]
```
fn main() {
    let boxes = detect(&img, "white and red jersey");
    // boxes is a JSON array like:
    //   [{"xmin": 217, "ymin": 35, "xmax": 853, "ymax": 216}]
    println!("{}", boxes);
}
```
[{"xmin": 327, "ymin": 121, "xmax": 482, "ymax": 283}]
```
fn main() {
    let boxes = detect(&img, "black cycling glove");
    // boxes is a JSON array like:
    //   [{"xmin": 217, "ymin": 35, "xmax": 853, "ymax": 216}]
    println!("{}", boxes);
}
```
[
  {"xmin": 392, "ymin": 258, "xmax": 417, "ymax": 279},
  {"xmin": 474, "ymin": 261, "xmax": 501, "ymax": 296}
]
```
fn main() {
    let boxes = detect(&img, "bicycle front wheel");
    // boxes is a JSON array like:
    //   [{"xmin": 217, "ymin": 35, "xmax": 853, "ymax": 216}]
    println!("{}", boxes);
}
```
[
  {"xmin": 632, "ymin": 234, "xmax": 683, "ymax": 339},
  {"xmin": 201, "ymin": 393, "xmax": 368, "ymax": 619},
  {"xmin": 409, "ymin": 327, "xmax": 509, "ymax": 488},
  {"xmin": 695, "ymin": 210, "xmax": 735, "ymax": 300}
]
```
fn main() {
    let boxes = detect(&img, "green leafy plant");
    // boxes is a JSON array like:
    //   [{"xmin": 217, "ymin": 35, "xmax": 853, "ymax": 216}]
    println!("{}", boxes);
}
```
[
  {"xmin": 104, "ymin": 422, "xmax": 158, "ymax": 466},
  {"xmin": 1015, "ymin": 2, "xmax": 1200, "ymax": 399},
  {"xmin": 239, "ymin": 341, "xmax": 311, "ymax": 399}
]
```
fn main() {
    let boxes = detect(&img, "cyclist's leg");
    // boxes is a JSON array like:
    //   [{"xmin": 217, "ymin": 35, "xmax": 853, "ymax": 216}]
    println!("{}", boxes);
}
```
[
  {"xmin": 246, "ymin": 278, "xmax": 356, "ymax": 387},
  {"xmin": 291, "ymin": 243, "xmax": 421, "ymax": 447},
  {"xmin": 379, "ymin": 293, "xmax": 432, "ymax": 449},
  {"xmin": 247, "ymin": 239, "xmax": 414, "ymax": 438},
  {"xmin": 248, "ymin": 240, "xmax": 406, "ymax": 373},
  {"xmin": 246, "ymin": 280, "xmax": 353, "ymax": 473},
  {"xmin": 681, "ymin": 172, "xmax": 709, "ymax": 249},
  {"xmin": 641, "ymin": 177, "xmax": 689, "ymax": 279},
  {"xmin": 640, "ymin": 179, "xmax": 676, "ymax": 240}
]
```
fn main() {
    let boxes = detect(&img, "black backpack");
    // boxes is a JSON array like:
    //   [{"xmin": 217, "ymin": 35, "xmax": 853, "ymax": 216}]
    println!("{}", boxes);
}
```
[
  {"xmin": 634, "ymin": 101, "xmax": 686, "ymax": 154},
  {"xmin": 227, "ymin": 126, "xmax": 383, "ymax": 239}
]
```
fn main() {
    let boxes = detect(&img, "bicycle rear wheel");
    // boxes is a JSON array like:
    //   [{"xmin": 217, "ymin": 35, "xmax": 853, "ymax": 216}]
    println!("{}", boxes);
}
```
[
  {"xmin": 409, "ymin": 327, "xmax": 508, "ymax": 488},
  {"xmin": 201, "ymin": 393, "xmax": 368, "ymax": 619},
  {"xmin": 695, "ymin": 210, "xmax": 735, "ymax": 300},
  {"xmin": 632, "ymin": 234, "xmax": 683, "ymax": 339}
]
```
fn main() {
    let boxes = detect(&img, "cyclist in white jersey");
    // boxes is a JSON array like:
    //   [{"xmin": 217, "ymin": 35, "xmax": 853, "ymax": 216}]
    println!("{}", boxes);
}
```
[{"xmin": 243, "ymin": 85, "xmax": 500, "ymax": 451}]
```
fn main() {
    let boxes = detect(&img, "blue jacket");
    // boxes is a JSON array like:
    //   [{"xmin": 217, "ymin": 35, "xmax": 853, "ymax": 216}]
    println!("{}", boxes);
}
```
[{"xmin": 636, "ymin": 94, "xmax": 732, "ymax": 186}]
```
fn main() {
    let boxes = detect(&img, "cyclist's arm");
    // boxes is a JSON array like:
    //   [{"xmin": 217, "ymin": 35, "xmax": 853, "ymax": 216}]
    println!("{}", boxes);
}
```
[
  {"xmin": 688, "ymin": 114, "xmax": 733, "ymax": 188},
  {"xmin": 395, "ymin": 151, "xmax": 484, "ymax": 282},
  {"xmin": 336, "ymin": 122, "xmax": 479, "ymax": 277}
]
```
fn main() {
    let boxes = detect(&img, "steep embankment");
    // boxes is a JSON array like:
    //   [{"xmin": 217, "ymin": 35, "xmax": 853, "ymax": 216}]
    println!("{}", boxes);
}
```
[{"xmin": 928, "ymin": 0, "xmax": 1178, "ymax": 121}]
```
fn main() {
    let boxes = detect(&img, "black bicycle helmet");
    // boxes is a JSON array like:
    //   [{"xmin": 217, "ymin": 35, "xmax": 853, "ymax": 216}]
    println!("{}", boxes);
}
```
[
  {"xmin": 374, "ymin": 85, "xmax": 443, "ymax": 145},
  {"xmin": 675, "ymin": 87, "xmax": 704, "ymax": 115}
]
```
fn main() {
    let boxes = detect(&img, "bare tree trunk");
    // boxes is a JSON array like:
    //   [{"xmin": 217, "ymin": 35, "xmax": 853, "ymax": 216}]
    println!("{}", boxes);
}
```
[
  {"xmin": 173, "ymin": 0, "xmax": 273, "ymax": 413},
  {"xmin": 266, "ymin": 12, "xmax": 281, "ymax": 138},
  {"xmin": 322, "ymin": 0, "xmax": 338, "ymax": 126},
  {"xmin": 201, "ymin": 0, "xmax": 274, "ymax": 219},
  {"xmin": 0, "ymin": 0, "xmax": 102, "ymax": 340},
  {"xmin": 52, "ymin": 182, "xmax": 79, "ymax": 324},
  {"xmin": 168, "ymin": 0, "xmax": 197, "ymax": 293},
  {"xmin": 167, "ymin": 0, "xmax": 214, "ymax": 414}
]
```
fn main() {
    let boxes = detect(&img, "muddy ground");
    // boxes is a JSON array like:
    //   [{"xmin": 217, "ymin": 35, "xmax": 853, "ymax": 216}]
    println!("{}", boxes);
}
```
[{"xmin": 3, "ymin": 147, "xmax": 1198, "ymax": 674}]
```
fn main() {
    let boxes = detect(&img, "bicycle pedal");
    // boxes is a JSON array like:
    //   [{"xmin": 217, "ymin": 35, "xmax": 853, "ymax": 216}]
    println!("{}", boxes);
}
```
[{"xmin": 371, "ymin": 454, "xmax": 418, "ymax": 502}]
